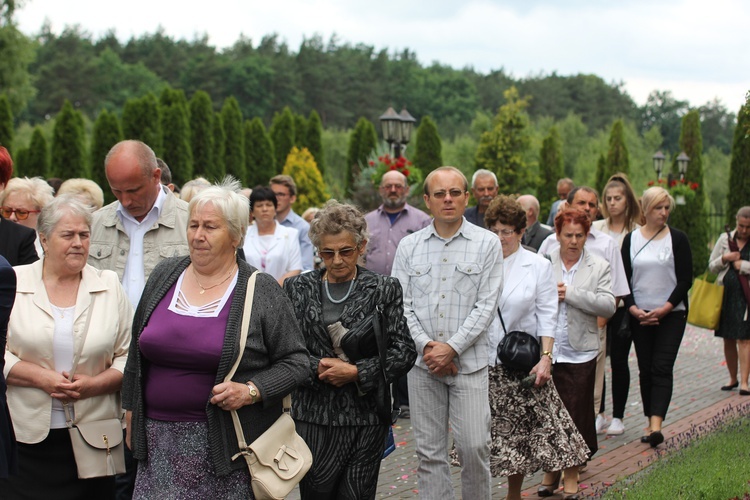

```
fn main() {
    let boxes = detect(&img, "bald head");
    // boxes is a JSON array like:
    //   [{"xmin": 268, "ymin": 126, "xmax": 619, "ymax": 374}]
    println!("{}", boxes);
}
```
[
  {"xmin": 517, "ymin": 194, "xmax": 540, "ymax": 226},
  {"xmin": 105, "ymin": 140, "xmax": 162, "ymax": 221}
]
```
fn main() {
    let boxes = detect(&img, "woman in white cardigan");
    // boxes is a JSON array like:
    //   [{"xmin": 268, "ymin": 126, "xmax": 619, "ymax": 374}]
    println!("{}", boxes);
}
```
[
  {"xmin": 242, "ymin": 187, "xmax": 302, "ymax": 285},
  {"xmin": 1, "ymin": 196, "xmax": 132, "ymax": 499}
]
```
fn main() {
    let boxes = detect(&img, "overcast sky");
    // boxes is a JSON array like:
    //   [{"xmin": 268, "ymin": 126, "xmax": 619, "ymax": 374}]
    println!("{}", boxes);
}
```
[{"xmin": 15, "ymin": 0, "xmax": 750, "ymax": 113}]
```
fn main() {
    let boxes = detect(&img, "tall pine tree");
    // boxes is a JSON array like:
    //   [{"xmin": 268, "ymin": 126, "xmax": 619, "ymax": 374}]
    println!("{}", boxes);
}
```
[
  {"xmin": 50, "ymin": 100, "xmax": 86, "ymax": 179},
  {"xmin": 414, "ymin": 115, "xmax": 443, "ymax": 174},
  {"xmin": 345, "ymin": 117, "xmax": 377, "ymax": 194},
  {"xmin": 538, "ymin": 126, "xmax": 564, "ymax": 213},
  {"xmin": 244, "ymin": 118, "xmax": 275, "ymax": 188},
  {"xmin": 210, "ymin": 111, "xmax": 226, "ymax": 182},
  {"xmin": 270, "ymin": 107, "xmax": 296, "ymax": 174},
  {"xmin": 189, "ymin": 90, "xmax": 215, "ymax": 180},
  {"xmin": 121, "ymin": 93, "xmax": 161, "ymax": 153},
  {"xmin": 159, "ymin": 89, "xmax": 193, "ymax": 186},
  {"xmin": 90, "ymin": 109, "xmax": 122, "ymax": 201},
  {"xmin": 0, "ymin": 94, "xmax": 13, "ymax": 154},
  {"xmin": 24, "ymin": 127, "xmax": 49, "ymax": 178},
  {"xmin": 305, "ymin": 110, "xmax": 325, "ymax": 176},
  {"xmin": 221, "ymin": 97, "xmax": 245, "ymax": 182},
  {"xmin": 294, "ymin": 114, "xmax": 307, "ymax": 148},
  {"xmin": 597, "ymin": 119, "xmax": 630, "ymax": 194},
  {"xmin": 727, "ymin": 104, "xmax": 750, "ymax": 225}
]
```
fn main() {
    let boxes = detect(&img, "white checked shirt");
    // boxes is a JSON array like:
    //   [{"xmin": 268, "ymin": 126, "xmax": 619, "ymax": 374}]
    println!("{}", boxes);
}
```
[{"xmin": 392, "ymin": 218, "xmax": 503, "ymax": 374}]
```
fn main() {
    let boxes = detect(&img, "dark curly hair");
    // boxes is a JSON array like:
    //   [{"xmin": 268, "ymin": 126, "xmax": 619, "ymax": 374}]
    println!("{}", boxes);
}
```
[{"xmin": 484, "ymin": 195, "xmax": 526, "ymax": 233}]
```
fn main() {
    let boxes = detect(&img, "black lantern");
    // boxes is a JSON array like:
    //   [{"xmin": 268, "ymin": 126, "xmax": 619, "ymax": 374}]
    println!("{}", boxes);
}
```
[
  {"xmin": 379, "ymin": 106, "xmax": 415, "ymax": 158},
  {"xmin": 676, "ymin": 152, "xmax": 690, "ymax": 181},
  {"xmin": 652, "ymin": 151, "xmax": 666, "ymax": 180}
]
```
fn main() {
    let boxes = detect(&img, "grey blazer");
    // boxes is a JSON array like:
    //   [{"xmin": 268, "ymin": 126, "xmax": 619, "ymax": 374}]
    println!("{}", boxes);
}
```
[{"xmin": 550, "ymin": 248, "xmax": 616, "ymax": 353}]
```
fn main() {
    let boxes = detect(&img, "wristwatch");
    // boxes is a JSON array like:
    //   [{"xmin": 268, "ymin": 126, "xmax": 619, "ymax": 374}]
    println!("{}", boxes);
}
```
[
  {"xmin": 542, "ymin": 351, "xmax": 553, "ymax": 361},
  {"xmin": 246, "ymin": 382, "xmax": 259, "ymax": 404}
]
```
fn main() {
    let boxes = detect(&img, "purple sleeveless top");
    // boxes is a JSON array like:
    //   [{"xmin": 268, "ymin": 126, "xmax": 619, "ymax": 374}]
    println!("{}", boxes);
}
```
[{"xmin": 139, "ymin": 282, "xmax": 236, "ymax": 421}]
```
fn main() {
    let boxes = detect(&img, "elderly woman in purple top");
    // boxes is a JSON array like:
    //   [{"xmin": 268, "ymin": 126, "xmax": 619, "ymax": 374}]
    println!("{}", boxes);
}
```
[{"xmin": 121, "ymin": 177, "xmax": 309, "ymax": 499}]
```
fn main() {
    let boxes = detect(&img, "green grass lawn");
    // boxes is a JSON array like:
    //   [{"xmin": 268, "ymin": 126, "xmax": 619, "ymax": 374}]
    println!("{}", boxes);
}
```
[{"xmin": 601, "ymin": 416, "xmax": 750, "ymax": 499}]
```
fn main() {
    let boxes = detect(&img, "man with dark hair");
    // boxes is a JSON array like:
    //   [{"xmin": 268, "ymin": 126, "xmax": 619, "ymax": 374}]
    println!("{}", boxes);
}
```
[
  {"xmin": 270, "ymin": 174, "xmax": 314, "ymax": 271},
  {"xmin": 156, "ymin": 158, "xmax": 175, "ymax": 192}
]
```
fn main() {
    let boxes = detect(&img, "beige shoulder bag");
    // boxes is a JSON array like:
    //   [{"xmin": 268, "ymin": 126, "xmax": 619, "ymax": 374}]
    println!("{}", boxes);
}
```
[{"xmin": 227, "ymin": 271, "xmax": 312, "ymax": 500}]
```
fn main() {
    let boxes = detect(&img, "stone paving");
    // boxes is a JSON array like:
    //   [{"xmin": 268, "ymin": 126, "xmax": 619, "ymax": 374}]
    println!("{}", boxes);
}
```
[{"xmin": 372, "ymin": 324, "xmax": 741, "ymax": 498}]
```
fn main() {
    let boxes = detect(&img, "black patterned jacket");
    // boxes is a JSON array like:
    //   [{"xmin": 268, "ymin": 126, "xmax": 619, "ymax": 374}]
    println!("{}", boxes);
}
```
[{"xmin": 283, "ymin": 266, "xmax": 416, "ymax": 426}]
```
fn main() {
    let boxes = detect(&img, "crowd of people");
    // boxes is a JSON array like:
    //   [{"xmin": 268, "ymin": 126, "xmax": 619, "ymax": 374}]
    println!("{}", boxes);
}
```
[{"xmin": 0, "ymin": 138, "xmax": 746, "ymax": 499}]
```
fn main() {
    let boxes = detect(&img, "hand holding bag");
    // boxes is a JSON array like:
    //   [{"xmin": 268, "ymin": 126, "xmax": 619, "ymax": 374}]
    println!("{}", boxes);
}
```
[
  {"xmin": 687, "ymin": 272, "xmax": 724, "ymax": 330},
  {"xmin": 64, "ymin": 295, "xmax": 126, "ymax": 479},
  {"xmin": 228, "ymin": 271, "xmax": 312, "ymax": 500}
]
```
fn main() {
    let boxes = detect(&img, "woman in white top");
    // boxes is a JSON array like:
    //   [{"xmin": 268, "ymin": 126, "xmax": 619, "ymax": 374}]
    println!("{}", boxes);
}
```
[
  {"xmin": 621, "ymin": 187, "xmax": 692, "ymax": 448},
  {"xmin": 591, "ymin": 173, "xmax": 641, "ymax": 436},
  {"xmin": 483, "ymin": 196, "xmax": 589, "ymax": 500},
  {"xmin": 242, "ymin": 187, "xmax": 302, "ymax": 285},
  {"xmin": 1, "ymin": 196, "xmax": 132, "ymax": 499}
]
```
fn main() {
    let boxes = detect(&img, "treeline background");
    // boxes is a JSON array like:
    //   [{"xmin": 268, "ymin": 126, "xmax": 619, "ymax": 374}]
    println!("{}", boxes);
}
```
[{"xmin": 0, "ymin": 18, "xmax": 741, "ymax": 212}]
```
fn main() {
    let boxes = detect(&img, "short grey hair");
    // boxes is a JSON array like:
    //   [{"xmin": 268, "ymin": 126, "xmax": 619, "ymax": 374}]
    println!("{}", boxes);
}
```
[
  {"xmin": 188, "ymin": 176, "xmax": 249, "ymax": 247},
  {"xmin": 308, "ymin": 200, "xmax": 369, "ymax": 249},
  {"xmin": 517, "ymin": 194, "xmax": 540, "ymax": 216},
  {"xmin": 471, "ymin": 169, "xmax": 498, "ymax": 189},
  {"xmin": 0, "ymin": 176, "xmax": 55, "ymax": 209},
  {"xmin": 37, "ymin": 194, "xmax": 93, "ymax": 238},
  {"xmin": 737, "ymin": 206, "xmax": 750, "ymax": 219}
]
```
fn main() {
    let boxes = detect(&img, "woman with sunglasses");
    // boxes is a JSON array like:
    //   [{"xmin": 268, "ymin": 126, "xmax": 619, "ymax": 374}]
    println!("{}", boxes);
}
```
[
  {"xmin": 0, "ymin": 177, "xmax": 55, "ymax": 257},
  {"xmin": 283, "ymin": 200, "xmax": 416, "ymax": 499}
]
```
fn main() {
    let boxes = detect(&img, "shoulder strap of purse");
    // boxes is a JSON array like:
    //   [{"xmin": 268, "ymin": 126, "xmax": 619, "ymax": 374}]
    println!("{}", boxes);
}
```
[
  {"xmin": 497, "ymin": 307, "xmax": 507, "ymax": 335},
  {"xmin": 632, "ymin": 225, "xmax": 666, "ymax": 263},
  {"xmin": 63, "ymin": 294, "xmax": 96, "ymax": 427}
]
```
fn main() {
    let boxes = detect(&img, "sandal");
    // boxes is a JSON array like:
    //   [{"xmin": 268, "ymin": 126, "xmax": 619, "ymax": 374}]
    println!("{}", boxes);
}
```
[{"xmin": 537, "ymin": 471, "xmax": 561, "ymax": 497}]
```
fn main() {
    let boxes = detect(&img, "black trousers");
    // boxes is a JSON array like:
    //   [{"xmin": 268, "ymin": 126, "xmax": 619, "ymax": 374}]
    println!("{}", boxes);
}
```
[
  {"xmin": 609, "ymin": 307, "xmax": 634, "ymax": 419},
  {"xmin": 631, "ymin": 310, "xmax": 687, "ymax": 419},
  {"xmin": 296, "ymin": 421, "xmax": 388, "ymax": 500}
]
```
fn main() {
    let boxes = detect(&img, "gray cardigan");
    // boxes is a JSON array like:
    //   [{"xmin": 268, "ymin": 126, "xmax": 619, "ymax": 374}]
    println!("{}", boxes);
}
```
[{"xmin": 122, "ymin": 256, "xmax": 309, "ymax": 476}]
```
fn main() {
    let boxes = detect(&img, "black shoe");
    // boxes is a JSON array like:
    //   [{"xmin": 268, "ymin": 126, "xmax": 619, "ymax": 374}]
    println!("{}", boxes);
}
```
[
  {"xmin": 649, "ymin": 431, "xmax": 664, "ymax": 448},
  {"xmin": 398, "ymin": 406, "xmax": 410, "ymax": 419},
  {"xmin": 721, "ymin": 382, "xmax": 739, "ymax": 391},
  {"xmin": 740, "ymin": 389, "xmax": 750, "ymax": 396},
  {"xmin": 640, "ymin": 435, "xmax": 650, "ymax": 443}
]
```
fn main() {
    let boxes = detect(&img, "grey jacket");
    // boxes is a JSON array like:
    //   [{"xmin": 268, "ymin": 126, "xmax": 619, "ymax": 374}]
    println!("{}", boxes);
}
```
[
  {"xmin": 88, "ymin": 187, "xmax": 190, "ymax": 281},
  {"xmin": 550, "ymin": 248, "xmax": 616, "ymax": 353},
  {"xmin": 122, "ymin": 257, "xmax": 309, "ymax": 476}
]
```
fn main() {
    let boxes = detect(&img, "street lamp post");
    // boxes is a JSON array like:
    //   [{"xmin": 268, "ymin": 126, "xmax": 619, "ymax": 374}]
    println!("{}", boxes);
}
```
[
  {"xmin": 652, "ymin": 151, "xmax": 666, "ymax": 180},
  {"xmin": 379, "ymin": 107, "xmax": 416, "ymax": 159},
  {"xmin": 676, "ymin": 152, "xmax": 690, "ymax": 181}
]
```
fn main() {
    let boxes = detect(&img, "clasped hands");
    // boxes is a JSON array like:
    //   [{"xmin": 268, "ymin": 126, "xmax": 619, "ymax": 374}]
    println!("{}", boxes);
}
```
[
  {"xmin": 629, "ymin": 303, "xmax": 673, "ymax": 326},
  {"xmin": 318, "ymin": 357, "xmax": 359, "ymax": 387},
  {"xmin": 723, "ymin": 251, "xmax": 744, "ymax": 272},
  {"xmin": 423, "ymin": 341, "xmax": 458, "ymax": 377},
  {"xmin": 48, "ymin": 371, "xmax": 96, "ymax": 403}
]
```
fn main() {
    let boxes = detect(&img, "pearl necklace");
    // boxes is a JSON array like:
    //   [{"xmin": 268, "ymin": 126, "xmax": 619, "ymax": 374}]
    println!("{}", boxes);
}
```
[
  {"xmin": 324, "ymin": 270, "xmax": 357, "ymax": 304},
  {"xmin": 192, "ymin": 265, "xmax": 237, "ymax": 294}
]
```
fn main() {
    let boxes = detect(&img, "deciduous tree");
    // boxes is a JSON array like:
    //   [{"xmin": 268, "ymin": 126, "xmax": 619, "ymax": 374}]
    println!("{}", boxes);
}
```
[{"xmin": 538, "ymin": 126, "xmax": 564, "ymax": 212}]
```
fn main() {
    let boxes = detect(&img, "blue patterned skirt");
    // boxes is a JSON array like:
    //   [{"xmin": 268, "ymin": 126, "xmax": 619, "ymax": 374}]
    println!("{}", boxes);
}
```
[{"xmin": 134, "ymin": 419, "xmax": 253, "ymax": 500}]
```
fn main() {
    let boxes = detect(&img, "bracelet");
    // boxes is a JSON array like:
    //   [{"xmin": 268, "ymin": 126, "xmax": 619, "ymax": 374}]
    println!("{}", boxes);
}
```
[{"xmin": 542, "ymin": 351, "xmax": 553, "ymax": 360}]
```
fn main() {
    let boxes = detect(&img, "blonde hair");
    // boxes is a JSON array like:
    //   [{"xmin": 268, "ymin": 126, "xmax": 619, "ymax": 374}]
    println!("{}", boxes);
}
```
[
  {"xmin": 0, "ymin": 176, "xmax": 55, "ymax": 209},
  {"xmin": 57, "ymin": 178, "xmax": 105, "ymax": 210},
  {"xmin": 641, "ymin": 186, "xmax": 675, "ymax": 215}
]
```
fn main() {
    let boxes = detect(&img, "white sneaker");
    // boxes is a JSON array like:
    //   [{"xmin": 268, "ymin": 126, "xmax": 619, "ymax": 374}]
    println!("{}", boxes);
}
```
[
  {"xmin": 595, "ymin": 414, "xmax": 608, "ymax": 434},
  {"xmin": 607, "ymin": 418, "xmax": 625, "ymax": 435}
]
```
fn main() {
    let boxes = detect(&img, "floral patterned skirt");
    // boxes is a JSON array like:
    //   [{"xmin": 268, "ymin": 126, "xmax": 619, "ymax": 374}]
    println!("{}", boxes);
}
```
[
  {"xmin": 134, "ymin": 419, "xmax": 253, "ymax": 500},
  {"xmin": 486, "ymin": 365, "xmax": 590, "ymax": 477}
]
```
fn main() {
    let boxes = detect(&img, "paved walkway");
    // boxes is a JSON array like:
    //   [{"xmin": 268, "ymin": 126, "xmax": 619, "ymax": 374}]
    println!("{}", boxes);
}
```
[{"xmin": 373, "ymin": 324, "xmax": 744, "ymax": 498}]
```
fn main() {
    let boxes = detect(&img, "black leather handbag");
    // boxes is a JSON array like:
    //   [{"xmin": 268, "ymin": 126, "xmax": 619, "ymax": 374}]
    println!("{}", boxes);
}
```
[
  {"xmin": 496, "ymin": 308, "xmax": 540, "ymax": 372},
  {"xmin": 340, "ymin": 316, "xmax": 379, "ymax": 362}
]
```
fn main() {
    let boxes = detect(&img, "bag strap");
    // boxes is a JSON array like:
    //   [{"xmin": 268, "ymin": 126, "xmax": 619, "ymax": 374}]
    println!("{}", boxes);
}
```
[
  {"xmin": 725, "ymin": 225, "xmax": 750, "ymax": 307},
  {"xmin": 632, "ymin": 225, "xmax": 666, "ymax": 263},
  {"xmin": 496, "ymin": 307, "xmax": 507, "ymax": 335},
  {"xmin": 63, "ymin": 294, "xmax": 96, "ymax": 427},
  {"xmin": 225, "ymin": 271, "xmax": 290, "ymax": 461}
]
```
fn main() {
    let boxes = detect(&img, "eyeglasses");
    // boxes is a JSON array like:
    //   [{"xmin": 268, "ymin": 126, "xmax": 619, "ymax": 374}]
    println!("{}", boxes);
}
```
[
  {"xmin": 490, "ymin": 228, "xmax": 517, "ymax": 237},
  {"xmin": 1, "ymin": 207, "xmax": 41, "ymax": 220},
  {"xmin": 430, "ymin": 189, "xmax": 466, "ymax": 200},
  {"xmin": 272, "ymin": 191, "xmax": 290, "ymax": 198},
  {"xmin": 381, "ymin": 184, "xmax": 406, "ymax": 191},
  {"xmin": 319, "ymin": 247, "xmax": 357, "ymax": 260}
]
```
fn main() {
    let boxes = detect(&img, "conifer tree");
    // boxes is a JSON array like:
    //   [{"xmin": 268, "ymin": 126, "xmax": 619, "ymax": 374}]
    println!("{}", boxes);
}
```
[
  {"xmin": 294, "ymin": 114, "xmax": 307, "ymax": 148},
  {"xmin": 727, "ymin": 104, "xmax": 750, "ymax": 225},
  {"xmin": 220, "ymin": 96, "xmax": 245, "ymax": 182},
  {"xmin": 24, "ymin": 127, "xmax": 49, "ymax": 178},
  {"xmin": 598, "ymin": 119, "xmax": 630, "ymax": 193},
  {"xmin": 159, "ymin": 90, "xmax": 193, "ymax": 186},
  {"xmin": 345, "ymin": 117, "xmax": 377, "ymax": 194},
  {"xmin": 189, "ymin": 90, "xmax": 215, "ymax": 179},
  {"xmin": 281, "ymin": 147, "xmax": 328, "ymax": 214},
  {"xmin": 668, "ymin": 110, "xmax": 707, "ymax": 277},
  {"xmin": 245, "ymin": 118, "xmax": 275, "ymax": 187},
  {"xmin": 210, "ymin": 112, "xmax": 226, "ymax": 182},
  {"xmin": 90, "ymin": 109, "xmax": 122, "ymax": 201},
  {"xmin": 50, "ymin": 100, "xmax": 86, "ymax": 179},
  {"xmin": 305, "ymin": 110, "xmax": 325, "ymax": 176},
  {"xmin": 0, "ymin": 94, "xmax": 13, "ymax": 155},
  {"xmin": 270, "ymin": 107, "xmax": 296, "ymax": 174},
  {"xmin": 538, "ymin": 126, "xmax": 564, "ymax": 212},
  {"xmin": 121, "ymin": 93, "xmax": 161, "ymax": 153},
  {"xmin": 414, "ymin": 115, "xmax": 443, "ymax": 174},
  {"xmin": 475, "ymin": 86, "xmax": 532, "ymax": 194}
]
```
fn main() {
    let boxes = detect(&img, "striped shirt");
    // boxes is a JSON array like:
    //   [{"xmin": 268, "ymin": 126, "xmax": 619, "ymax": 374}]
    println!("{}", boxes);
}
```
[{"xmin": 392, "ymin": 218, "xmax": 503, "ymax": 373}]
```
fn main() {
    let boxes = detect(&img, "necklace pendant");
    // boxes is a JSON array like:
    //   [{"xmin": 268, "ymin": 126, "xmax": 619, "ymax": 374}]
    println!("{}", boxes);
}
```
[{"xmin": 200, "ymin": 289, "xmax": 206, "ymax": 295}]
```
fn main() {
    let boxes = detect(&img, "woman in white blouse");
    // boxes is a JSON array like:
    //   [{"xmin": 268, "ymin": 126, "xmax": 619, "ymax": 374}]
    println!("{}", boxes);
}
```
[{"xmin": 242, "ymin": 187, "xmax": 302, "ymax": 285}]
